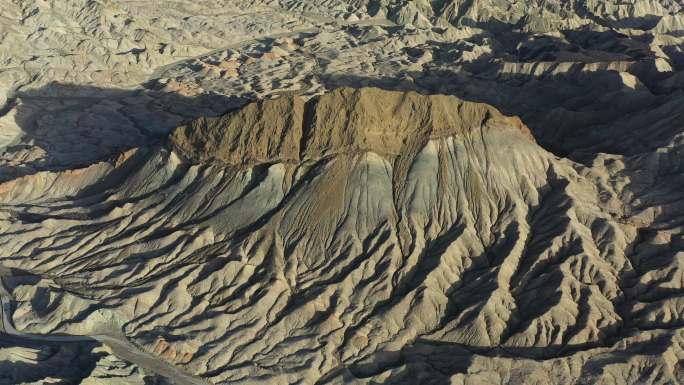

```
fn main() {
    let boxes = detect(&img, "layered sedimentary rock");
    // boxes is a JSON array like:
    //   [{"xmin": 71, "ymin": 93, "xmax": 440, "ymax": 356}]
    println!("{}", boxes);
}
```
[
  {"xmin": 1, "ymin": 86, "xmax": 683, "ymax": 384},
  {"xmin": 169, "ymin": 87, "xmax": 530, "ymax": 165}
]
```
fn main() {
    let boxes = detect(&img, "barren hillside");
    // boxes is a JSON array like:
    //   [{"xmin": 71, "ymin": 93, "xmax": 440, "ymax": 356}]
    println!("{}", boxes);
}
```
[{"xmin": 1, "ymin": 1, "xmax": 684, "ymax": 384}]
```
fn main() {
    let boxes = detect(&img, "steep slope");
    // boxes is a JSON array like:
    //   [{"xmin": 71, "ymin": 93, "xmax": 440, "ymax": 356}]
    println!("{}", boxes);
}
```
[
  {"xmin": 169, "ymin": 87, "xmax": 530, "ymax": 165},
  {"xmin": 2, "ymin": 87, "xmax": 682, "ymax": 384}
]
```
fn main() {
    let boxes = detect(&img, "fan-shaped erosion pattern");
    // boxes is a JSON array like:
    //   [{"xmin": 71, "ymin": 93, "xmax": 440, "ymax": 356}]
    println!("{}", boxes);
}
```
[{"xmin": 1, "ymin": 85, "xmax": 683, "ymax": 384}]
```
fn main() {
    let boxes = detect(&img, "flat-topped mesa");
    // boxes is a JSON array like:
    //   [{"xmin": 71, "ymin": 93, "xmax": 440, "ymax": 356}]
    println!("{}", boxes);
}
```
[{"xmin": 168, "ymin": 87, "xmax": 534, "ymax": 165}]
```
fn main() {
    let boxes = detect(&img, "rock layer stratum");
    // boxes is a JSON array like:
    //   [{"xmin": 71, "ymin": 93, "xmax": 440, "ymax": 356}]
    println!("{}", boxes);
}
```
[{"xmin": 169, "ymin": 87, "xmax": 531, "ymax": 164}]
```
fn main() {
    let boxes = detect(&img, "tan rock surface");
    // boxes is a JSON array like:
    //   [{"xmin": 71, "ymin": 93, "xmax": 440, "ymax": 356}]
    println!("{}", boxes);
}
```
[{"xmin": 169, "ymin": 87, "xmax": 531, "ymax": 165}]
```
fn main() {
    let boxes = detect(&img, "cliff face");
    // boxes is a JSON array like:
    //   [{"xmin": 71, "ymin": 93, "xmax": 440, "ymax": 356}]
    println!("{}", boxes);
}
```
[{"xmin": 168, "ymin": 87, "xmax": 532, "ymax": 165}]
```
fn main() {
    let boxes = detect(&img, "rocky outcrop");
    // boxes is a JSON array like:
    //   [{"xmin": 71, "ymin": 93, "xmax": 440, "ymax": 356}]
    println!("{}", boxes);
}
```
[{"xmin": 169, "ymin": 87, "xmax": 532, "ymax": 165}]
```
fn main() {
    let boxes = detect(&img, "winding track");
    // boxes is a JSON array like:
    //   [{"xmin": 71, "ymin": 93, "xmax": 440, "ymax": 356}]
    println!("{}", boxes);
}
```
[{"xmin": 0, "ymin": 278, "xmax": 209, "ymax": 385}]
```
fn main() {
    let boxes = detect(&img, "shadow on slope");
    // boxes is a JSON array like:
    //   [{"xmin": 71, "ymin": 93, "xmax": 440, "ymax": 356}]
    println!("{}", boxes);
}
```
[
  {"xmin": 0, "ymin": 334, "xmax": 105, "ymax": 384},
  {"xmin": 0, "ymin": 82, "xmax": 246, "ymax": 182},
  {"xmin": 320, "ymin": 59, "xmax": 682, "ymax": 163},
  {"xmin": 342, "ymin": 331, "xmax": 679, "ymax": 385}
]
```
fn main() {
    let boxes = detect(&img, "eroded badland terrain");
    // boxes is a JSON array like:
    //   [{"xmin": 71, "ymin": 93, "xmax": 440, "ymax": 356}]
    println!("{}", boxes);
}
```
[{"xmin": 2, "ymin": 1, "xmax": 684, "ymax": 384}]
